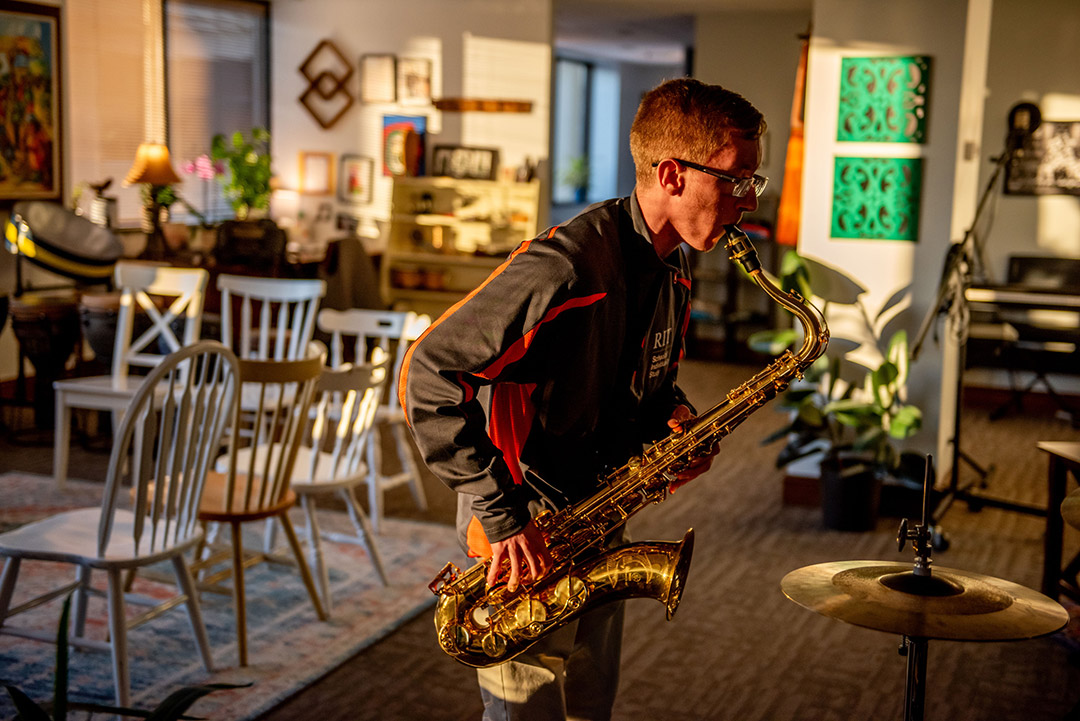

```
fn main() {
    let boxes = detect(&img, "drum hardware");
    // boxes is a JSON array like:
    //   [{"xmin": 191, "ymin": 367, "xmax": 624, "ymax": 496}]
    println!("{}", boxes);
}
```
[
  {"xmin": 782, "ymin": 455, "xmax": 1069, "ymax": 721},
  {"xmin": 1063, "ymin": 488, "xmax": 1080, "ymax": 531}
]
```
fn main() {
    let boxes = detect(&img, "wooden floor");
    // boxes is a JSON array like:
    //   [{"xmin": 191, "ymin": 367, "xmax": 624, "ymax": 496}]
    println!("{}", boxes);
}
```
[{"xmin": 3, "ymin": 361, "xmax": 1079, "ymax": 721}]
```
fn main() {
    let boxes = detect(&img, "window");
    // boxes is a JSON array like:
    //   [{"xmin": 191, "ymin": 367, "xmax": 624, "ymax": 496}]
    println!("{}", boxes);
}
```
[
  {"xmin": 65, "ymin": 0, "xmax": 269, "ymax": 227},
  {"xmin": 165, "ymin": 0, "xmax": 269, "ymax": 223}
]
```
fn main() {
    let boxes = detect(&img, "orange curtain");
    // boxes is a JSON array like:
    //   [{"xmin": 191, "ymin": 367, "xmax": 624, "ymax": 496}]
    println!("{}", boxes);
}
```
[{"xmin": 775, "ymin": 28, "xmax": 811, "ymax": 247}]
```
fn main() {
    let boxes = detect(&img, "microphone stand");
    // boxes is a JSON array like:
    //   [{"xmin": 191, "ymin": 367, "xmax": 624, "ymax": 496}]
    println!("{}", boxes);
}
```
[{"xmin": 911, "ymin": 145, "xmax": 1046, "ymax": 532}]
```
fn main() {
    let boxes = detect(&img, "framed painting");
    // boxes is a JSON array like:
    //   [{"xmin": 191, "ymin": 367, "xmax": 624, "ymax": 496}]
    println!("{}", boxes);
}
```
[
  {"xmin": 0, "ymin": 0, "xmax": 62, "ymax": 201},
  {"xmin": 396, "ymin": 57, "xmax": 432, "ymax": 104},
  {"xmin": 299, "ymin": 151, "xmax": 334, "ymax": 195},
  {"xmin": 339, "ymin": 154, "xmax": 374, "ymax": 204},
  {"xmin": 360, "ymin": 54, "xmax": 396, "ymax": 103},
  {"xmin": 382, "ymin": 115, "xmax": 426, "ymax": 177}
]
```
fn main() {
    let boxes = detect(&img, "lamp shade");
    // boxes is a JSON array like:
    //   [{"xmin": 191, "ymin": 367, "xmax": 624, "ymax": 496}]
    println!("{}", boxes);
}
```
[{"xmin": 124, "ymin": 143, "xmax": 182, "ymax": 186}]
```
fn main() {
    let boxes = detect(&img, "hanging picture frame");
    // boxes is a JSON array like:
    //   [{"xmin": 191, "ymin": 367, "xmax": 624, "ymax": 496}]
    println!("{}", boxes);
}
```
[
  {"xmin": 339, "ymin": 154, "xmax": 374, "ymax": 204},
  {"xmin": 396, "ymin": 57, "xmax": 432, "ymax": 104},
  {"xmin": 0, "ymin": 0, "xmax": 62, "ymax": 201},
  {"xmin": 299, "ymin": 151, "xmax": 334, "ymax": 195},
  {"xmin": 360, "ymin": 54, "xmax": 397, "ymax": 103}
]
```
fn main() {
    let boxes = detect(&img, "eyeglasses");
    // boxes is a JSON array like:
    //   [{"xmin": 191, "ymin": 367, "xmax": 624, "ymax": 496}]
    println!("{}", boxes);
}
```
[{"xmin": 653, "ymin": 159, "xmax": 769, "ymax": 198}]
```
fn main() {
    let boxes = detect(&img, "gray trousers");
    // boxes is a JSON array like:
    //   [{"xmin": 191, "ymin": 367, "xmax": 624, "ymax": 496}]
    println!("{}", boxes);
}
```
[{"xmin": 477, "ymin": 597, "xmax": 625, "ymax": 721}]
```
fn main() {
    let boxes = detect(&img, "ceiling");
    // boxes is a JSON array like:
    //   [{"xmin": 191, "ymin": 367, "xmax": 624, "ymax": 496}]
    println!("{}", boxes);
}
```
[{"xmin": 554, "ymin": 0, "xmax": 812, "ymax": 65}]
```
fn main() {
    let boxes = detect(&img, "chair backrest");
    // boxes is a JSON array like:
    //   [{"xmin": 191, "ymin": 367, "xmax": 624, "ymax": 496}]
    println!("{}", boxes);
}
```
[
  {"xmin": 217, "ymin": 274, "xmax": 326, "ymax": 361},
  {"xmin": 98, "ymin": 340, "xmax": 240, "ymax": 556},
  {"xmin": 112, "ymin": 262, "xmax": 209, "ymax": 381},
  {"xmin": 297, "ymin": 350, "xmax": 390, "ymax": 484},
  {"xmin": 316, "ymin": 308, "xmax": 431, "ymax": 413},
  {"xmin": 212, "ymin": 345, "xmax": 325, "ymax": 514}
]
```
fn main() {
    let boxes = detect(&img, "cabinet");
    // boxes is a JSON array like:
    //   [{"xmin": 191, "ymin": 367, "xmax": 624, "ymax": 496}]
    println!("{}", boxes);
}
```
[{"xmin": 381, "ymin": 177, "xmax": 541, "ymax": 315}]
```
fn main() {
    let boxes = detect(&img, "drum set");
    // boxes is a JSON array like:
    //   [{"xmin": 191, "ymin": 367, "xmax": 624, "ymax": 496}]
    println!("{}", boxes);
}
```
[
  {"xmin": 3, "ymin": 201, "xmax": 122, "ymax": 429},
  {"xmin": 782, "ymin": 457, "xmax": 1072, "ymax": 721}
]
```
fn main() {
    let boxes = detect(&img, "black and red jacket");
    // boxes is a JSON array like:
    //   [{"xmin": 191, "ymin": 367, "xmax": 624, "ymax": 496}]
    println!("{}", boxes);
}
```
[{"xmin": 400, "ymin": 194, "xmax": 694, "ymax": 555}]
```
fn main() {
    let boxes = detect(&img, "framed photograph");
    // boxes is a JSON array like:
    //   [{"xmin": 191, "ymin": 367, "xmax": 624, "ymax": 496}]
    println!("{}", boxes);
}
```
[
  {"xmin": 360, "ymin": 54, "xmax": 396, "ymax": 103},
  {"xmin": 0, "ymin": 0, "xmax": 62, "ymax": 201},
  {"xmin": 339, "ymin": 154, "xmax": 374, "ymax": 204},
  {"xmin": 432, "ymin": 145, "xmax": 499, "ymax": 180},
  {"xmin": 299, "ymin": 151, "xmax": 334, "ymax": 195},
  {"xmin": 396, "ymin": 57, "xmax": 432, "ymax": 104}
]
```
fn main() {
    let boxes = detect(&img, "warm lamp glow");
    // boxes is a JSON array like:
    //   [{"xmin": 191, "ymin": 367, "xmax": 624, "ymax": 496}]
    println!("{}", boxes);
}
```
[{"xmin": 124, "ymin": 143, "xmax": 182, "ymax": 186}]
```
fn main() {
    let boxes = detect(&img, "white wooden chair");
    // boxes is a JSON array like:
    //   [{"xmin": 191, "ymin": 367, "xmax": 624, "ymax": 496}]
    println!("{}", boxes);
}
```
[
  {"xmin": 223, "ymin": 353, "xmax": 392, "ymax": 613},
  {"xmin": 0, "ymin": 341, "xmax": 240, "ymax": 708},
  {"xmin": 317, "ymin": 308, "xmax": 431, "ymax": 533},
  {"xmin": 196, "ymin": 346, "xmax": 328, "ymax": 667},
  {"xmin": 53, "ymin": 262, "xmax": 209, "ymax": 487},
  {"xmin": 216, "ymin": 274, "xmax": 326, "ymax": 362}
]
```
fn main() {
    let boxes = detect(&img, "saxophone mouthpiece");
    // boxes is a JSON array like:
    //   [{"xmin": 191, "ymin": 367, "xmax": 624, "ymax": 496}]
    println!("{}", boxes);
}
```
[{"xmin": 724, "ymin": 225, "xmax": 761, "ymax": 274}]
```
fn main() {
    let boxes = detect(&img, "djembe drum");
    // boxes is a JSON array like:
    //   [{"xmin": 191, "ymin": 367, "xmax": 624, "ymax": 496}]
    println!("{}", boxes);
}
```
[{"xmin": 9, "ymin": 292, "xmax": 81, "ymax": 429}]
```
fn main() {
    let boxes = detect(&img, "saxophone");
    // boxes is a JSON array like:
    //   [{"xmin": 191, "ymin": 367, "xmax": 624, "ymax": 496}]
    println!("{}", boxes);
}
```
[{"xmin": 428, "ymin": 225, "xmax": 829, "ymax": 668}]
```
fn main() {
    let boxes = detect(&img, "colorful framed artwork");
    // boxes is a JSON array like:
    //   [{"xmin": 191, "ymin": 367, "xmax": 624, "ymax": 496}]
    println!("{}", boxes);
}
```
[
  {"xmin": 339, "ymin": 154, "xmax": 374, "ymax": 204},
  {"xmin": 382, "ymin": 115, "xmax": 426, "ymax": 177},
  {"xmin": 0, "ymin": 0, "xmax": 62, "ymax": 201},
  {"xmin": 396, "ymin": 57, "xmax": 432, "ymax": 104},
  {"xmin": 299, "ymin": 151, "xmax": 334, "ymax": 195},
  {"xmin": 831, "ymin": 156, "xmax": 923, "ymax": 241},
  {"xmin": 360, "ymin": 54, "xmax": 396, "ymax": 104},
  {"xmin": 432, "ymin": 145, "xmax": 499, "ymax": 180},
  {"xmin": 837, "ymin": 55, "xmax": 931, "ymax": 144}
]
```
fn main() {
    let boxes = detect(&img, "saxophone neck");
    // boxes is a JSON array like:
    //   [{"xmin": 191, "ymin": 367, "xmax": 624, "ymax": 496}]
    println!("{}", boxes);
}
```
[{"xmin": 723, "ymin": 225, "xmax": 829, "ymax": 365}]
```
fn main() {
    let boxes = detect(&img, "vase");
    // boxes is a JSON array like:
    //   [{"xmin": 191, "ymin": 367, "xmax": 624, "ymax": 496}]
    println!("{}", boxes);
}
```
[{"xmin": 820, "ymin": 454, "xmax": 882, "ymax": 532}]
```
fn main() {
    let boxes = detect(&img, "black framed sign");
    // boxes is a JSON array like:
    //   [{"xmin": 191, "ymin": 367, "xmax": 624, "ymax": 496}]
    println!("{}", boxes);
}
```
[{"xmin": 431, "ymin": 145, "xmax": 499, "ymax": 180}]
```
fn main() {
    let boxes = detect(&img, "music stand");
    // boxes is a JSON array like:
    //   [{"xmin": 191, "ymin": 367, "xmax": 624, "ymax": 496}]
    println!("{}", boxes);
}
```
[{"xmin": 911, "ymin": 106, "xmax": 1047, "ymax": 531}]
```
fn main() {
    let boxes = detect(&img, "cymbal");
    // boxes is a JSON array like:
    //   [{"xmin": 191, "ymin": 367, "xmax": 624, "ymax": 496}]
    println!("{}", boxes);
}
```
[
  {"xmin": 1062, "ymin": 488, "xmax": 1080, "ymax": 530},
  {"xmin": 782, "ymin": 560, "xmax": 1068, "ymax": 641}
]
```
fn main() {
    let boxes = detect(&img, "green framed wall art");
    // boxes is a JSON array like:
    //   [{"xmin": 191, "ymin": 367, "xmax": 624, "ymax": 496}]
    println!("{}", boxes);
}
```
[{"xmin": 831, "ymin": 156, "xmax": 923, "ymax": 241}]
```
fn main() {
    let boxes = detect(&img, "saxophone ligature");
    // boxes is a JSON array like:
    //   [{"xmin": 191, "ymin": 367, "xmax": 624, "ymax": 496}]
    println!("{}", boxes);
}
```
[{"xmin": 428, "ymin": 225, "xmax": 829, "ymax": 667}]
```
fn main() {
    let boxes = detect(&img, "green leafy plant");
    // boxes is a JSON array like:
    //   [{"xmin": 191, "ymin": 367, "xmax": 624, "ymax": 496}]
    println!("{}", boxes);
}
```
[
  {"xmin": 210, "ymin": 127, "xmax": 272, "ymax": 220},
  {"xmin": 752, "ymin": 250, "xmax": 923, "ymax": 475},
  {"xmin": 2, "ymin": 594, "xmax": 248, "ymax": 720},
  {"xmin": 561, "ymin": 155, "xmax": 589, "ymax": 196}
]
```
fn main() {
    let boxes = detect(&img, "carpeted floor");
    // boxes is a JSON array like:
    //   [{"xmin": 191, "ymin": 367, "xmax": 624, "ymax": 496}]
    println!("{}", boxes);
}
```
[
  {"xmin": 3, "ymin": 359, "xmax": 1080, "ymax": 720},
  {"xmin": 0, "ymin": 473, "xmax": 459, "ymax": 721}
]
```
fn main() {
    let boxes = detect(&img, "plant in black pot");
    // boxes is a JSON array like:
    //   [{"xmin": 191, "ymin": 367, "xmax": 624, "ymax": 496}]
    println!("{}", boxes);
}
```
[{"xmin": 751, "ymin": 250, "xmax": 923, "ymax": 531}]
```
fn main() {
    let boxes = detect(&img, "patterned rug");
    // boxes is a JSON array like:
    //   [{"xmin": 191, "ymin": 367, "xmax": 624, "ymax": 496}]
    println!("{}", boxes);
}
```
[{"xmin": 0, "ymin": 472, "xmax": 459, "ymax": 720}]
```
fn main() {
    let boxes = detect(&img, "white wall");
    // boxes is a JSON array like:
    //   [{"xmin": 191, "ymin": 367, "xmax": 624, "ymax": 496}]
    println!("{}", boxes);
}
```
[
  {"xmin": 799, "ymin": 0, "xmax": 993, "ymax": 473},
  {"xmin": 694, "ymin": 10, "xmax": 811, "ymax": 221},
  {"xmin": 269, "ymin": 0, "xmax": 553, "ymax": 252}
]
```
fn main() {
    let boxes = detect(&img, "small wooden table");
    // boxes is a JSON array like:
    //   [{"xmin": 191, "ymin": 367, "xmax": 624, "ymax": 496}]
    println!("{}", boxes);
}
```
[{"xmin": 1037, "ymin": 440, "xmax": 1080, "ymax": 601}]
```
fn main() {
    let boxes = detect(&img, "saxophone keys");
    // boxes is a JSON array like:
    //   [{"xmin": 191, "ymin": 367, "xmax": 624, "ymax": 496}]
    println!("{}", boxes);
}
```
[{"xmin": 481, "ymin": 631, "xmax": 507, "ymax": 659}]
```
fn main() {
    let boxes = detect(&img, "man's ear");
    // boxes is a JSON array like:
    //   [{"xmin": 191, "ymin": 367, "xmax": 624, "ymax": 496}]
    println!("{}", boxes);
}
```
[{"xmin": 655, "ymin": 159, "xmax": 683, "ymax": 196}]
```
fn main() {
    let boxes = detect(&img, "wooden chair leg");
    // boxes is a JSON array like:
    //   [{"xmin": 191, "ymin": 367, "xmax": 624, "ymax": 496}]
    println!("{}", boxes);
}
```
[
  {"xmin": 72, "ymin": 564, "xmax": 92, "ymax": 639},
  {"xmin": 276, "ymin": 510, "xmax": 327, "ymax": 622},
  {"xmin": 229, "ymin": 521, "xmax": 248, "ymax": 667},
  {"xmin": 171, "ymin": 555, "xmax": 213, "ymax": 672},
  {"xmin": 300, "ymin": 494, "xmax": 332, "ymax": 614},
  {"xmin": 0, "ymin": 557, "xmax": 21, "ymax": 627},
  {"xmin": 106, "ymin": 567, "xmax": 131, "ymax": 708},
  {"xmin": 341, "ymin": 487, "xmax": 389, "ymax": 586},
  {"xmin": 365, "ymin": 428, "xmax": 385, "ymax": 534},
  {"xmin": 53, "ymin": 393, "xmax": 72, "ymax": 489},
  {"xmin": 391, "ymin": 420, "xmax": 429, "ymax": 511}
]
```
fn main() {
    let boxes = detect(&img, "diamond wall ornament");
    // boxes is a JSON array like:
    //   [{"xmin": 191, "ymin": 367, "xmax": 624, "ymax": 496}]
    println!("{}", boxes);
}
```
[
  {"xmin": 831, "ymin": 156, "xmax": 923, "ymax": 241},
  {"xmin": 837, "ymin": 56, "xmax": 931, "ymax": 143},
  {"xmin": 299, "ymin": 39, "xmax": 355, "ymax": 129}
]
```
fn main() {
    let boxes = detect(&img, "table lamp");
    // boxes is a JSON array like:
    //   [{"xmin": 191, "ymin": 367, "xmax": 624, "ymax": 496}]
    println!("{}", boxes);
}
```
[{"xmin": 124, "ymin": 142, "xmax": 182, "ymax": 259}]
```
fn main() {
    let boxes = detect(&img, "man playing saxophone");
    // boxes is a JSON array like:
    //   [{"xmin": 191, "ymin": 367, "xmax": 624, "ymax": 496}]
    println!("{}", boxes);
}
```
[{"xmin": 401, "ymin": 78, "xmax": 767, "ymax": 721}]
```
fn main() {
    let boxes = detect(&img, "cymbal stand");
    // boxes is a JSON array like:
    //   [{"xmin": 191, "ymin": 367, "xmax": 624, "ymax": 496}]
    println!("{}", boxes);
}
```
[{"xmin": 895, "ymin": 456, "xmax": 936, "ymax": 721}]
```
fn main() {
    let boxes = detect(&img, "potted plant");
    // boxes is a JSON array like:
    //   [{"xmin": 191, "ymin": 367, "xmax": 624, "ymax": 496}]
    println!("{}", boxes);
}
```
[
  {"xmin": 562, "ymin": 155, "xmax": 589, "ymax": 203},
  {"xmin": 751, "ymin": 250, "xmax": 924, "ymax": 530},
  {"xmin": 210, "ymin": 127, "xmax": 273, "ymax": 220}
]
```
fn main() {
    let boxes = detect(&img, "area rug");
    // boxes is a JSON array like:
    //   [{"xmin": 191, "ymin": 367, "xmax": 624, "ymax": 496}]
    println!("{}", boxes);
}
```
[{"xmin": 0, "ymin": 472, "xmax": 459, "ymax": 720}]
